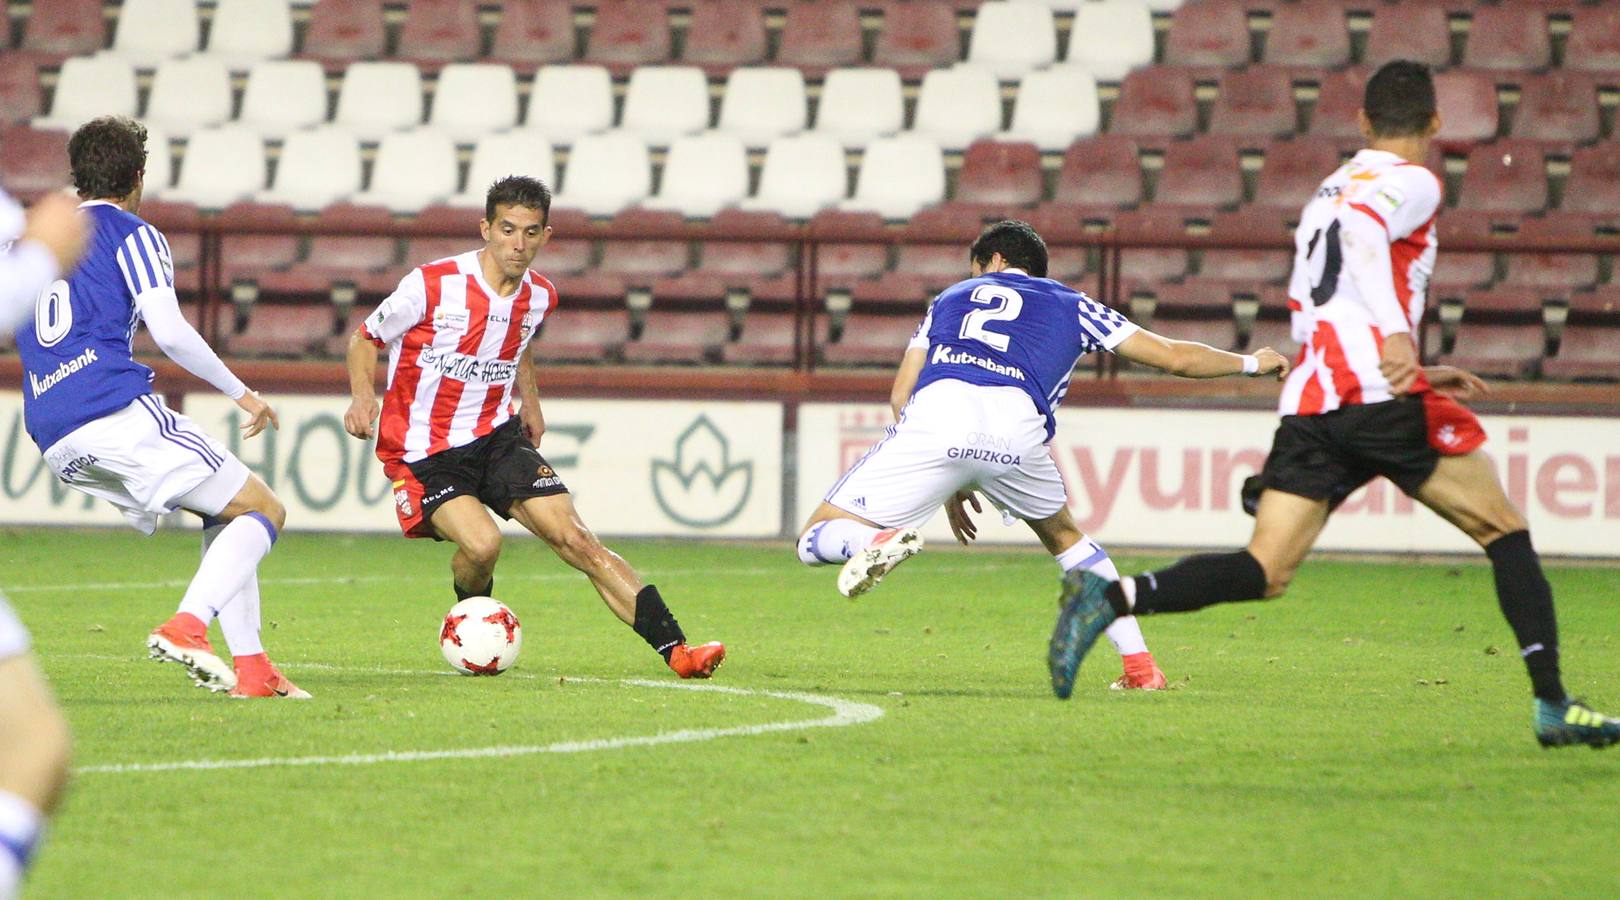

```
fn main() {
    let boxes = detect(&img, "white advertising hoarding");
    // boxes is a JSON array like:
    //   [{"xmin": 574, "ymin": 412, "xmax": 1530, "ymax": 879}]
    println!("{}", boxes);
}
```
[{"xmin": 796, "ymin": 403, "xmax": 1620, "ymax": 557}]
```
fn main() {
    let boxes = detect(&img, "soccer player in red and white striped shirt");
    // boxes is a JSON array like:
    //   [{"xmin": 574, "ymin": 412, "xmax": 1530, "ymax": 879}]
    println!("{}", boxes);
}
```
[
  {"xmin": 1047, "ymin": 61, "xmax": 1618, "ymax": 747},
  {"xmin": 343, "ymin": 176, "xmax": 723, "ymax": 679}
]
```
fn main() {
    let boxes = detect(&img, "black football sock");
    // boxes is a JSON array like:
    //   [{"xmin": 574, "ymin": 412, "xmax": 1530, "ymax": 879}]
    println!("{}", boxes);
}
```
[
  {"xmin": 1485, "ymin": 530, "xmax": 1566, "ymax": 703},
  {"xmin": 453, "ymin": 576, "xmax": 494, "ymax": 602},
  {"xmin": 632, "ymin": 585, "xmax": 686, "ymax": 661},
  {"xmin": 1105, "ymin": 550, "xmax": 1269, "ymax": 616}
]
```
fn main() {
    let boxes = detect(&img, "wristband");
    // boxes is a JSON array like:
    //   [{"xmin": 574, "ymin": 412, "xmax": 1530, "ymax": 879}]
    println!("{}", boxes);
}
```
[{"xmin": 1241, "ymin": 355, "xmax": 1259, "ymax": 375}]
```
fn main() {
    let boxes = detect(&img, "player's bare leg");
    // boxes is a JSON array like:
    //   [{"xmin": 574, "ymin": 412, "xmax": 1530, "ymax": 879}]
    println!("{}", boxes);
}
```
[
  {"xmin": 510, "ymin": 494, "xmax": 724, "ymax": 678},
  {"xmin": 429, "ymin": 496, "xmax": 506, "ymax": 602},
  {"xmin": 0, "ymin": 655, "xmax": 71, "ymax": 896},
  {"xmin": 796, "ymin": 502, "xmax": 923, "ymax": 598},
  {"xmin": 1026, "ymin": 507, "xmax": 1166, "ymax": 690}
]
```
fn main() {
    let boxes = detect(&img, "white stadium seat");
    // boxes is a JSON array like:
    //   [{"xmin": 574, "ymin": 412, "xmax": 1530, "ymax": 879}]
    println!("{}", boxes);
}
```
[
  {"xmin": 334, "ymin": 62, "xmax": 424, "ymax": 140},
  {"xmin": 142, "ymin": 125, "xmax": 173, "ymax": 197},
  {"xmin": 257, "ymin": 127, "xmax": 362, "ymax": 211},
  {"xmin": 112, "ymin": 0, "xmax": 201, "ymax": 66},
  {"xmin": 1068, "ymin": 0, "xmax": 1156, "ymax": 82},
  {"xmin": 1142, "ymin": 0, "xmax": 1185, "ymax": 10},
  {"xmin": 967, "ymin": 2, "xmax": 1058, "ymax": 80},
  {"xmin": 912, "ymin": 65, "xmax": 1002, "ymax": 150},
  {"xmin": 143, "ymin": 57, "xmax": 233, "ymax": 136},
  {"xmin": 238, "ymin": 60, "xmax": 328, "ymax": 139},
  {"xmin": 204, "ymin": 0, "xmax": 294, "ymax": 69},
  {"xmin": 841, "ymin": 134, "xmax": 945, "ymax": 220},
  {"xmin": 166, "ymin": 126, "xmax": 265, "ymax": 209},
  {"xmin": 554, "ymin": 131, "xmax": 650, "ymax": 217},
  {"xmin": 717, "ymin": 67, "xmax": 807, "ymax": 147},
  {"xmin": 743, "ymin": 133, "xmax": 846, "ymax": 220},
  {"xmin": 1005, "ymin": 66, "xmax": 1100, "ymax": 151},
  {"xmin": 35, "ymin": 56, "xmax": 138, "ymax": 131},
  {"xmin": 815, "ymin": 68, "xmax": 903, "ymax": 149},
  {"xmin": 430, "ymin": 64, "xmax": 520, "ymax": 143},
  {"xmin": 353, "ymin": 130, "xmax": 459, "ymax": 213},
  {"xmin": 620, "ymin": 66, "xmax": 711, "ymax": 145},
  {"xmin": 645, "ymin": 131, "xmax": 749, "ymax": 218},
  {"xmin": 525, "ymin": 65, "xmax": 614, "ymax": 144},
  {"xmin": 451, "ymin": 132, "xmax": 557, "ymax": 209}
]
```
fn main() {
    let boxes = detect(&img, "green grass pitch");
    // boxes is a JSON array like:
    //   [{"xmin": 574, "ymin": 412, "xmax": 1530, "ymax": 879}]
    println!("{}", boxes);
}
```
[{"xmin": 5, "ymin": 527, "xmax": 1619, "ymax": 897}]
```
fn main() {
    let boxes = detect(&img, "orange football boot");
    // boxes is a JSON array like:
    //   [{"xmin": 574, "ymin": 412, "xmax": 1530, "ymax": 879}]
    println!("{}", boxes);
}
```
[
  {"xmin": 147, "ymin": 612, "xmax": 236, "ymax": 693},
  {"xmin": 668, "ymin": 642, "xmax": 726, "ymax": 679},
  {"xmin": 229, "ymin": 654, "xmax": 312, "ymax": 699},
  {"xmin": 1110, "ymin": 651, "xmax": 1168, "ymax": 691}
]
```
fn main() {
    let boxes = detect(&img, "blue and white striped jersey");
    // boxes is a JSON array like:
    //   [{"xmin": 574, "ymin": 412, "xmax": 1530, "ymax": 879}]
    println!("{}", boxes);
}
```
[
  {"xmin": 15, "ymin": 201, "xmax": 170, "ymax": 449},
  {"xmin": 908, "ymin": 270, "xmax": 1138, "ymax": 440}
]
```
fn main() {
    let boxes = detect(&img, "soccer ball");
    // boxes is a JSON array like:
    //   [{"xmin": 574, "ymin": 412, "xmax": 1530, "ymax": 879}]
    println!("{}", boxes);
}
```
[{"xmin": 439, "ymin": 597, "xmax": 522, "ymax": 676}]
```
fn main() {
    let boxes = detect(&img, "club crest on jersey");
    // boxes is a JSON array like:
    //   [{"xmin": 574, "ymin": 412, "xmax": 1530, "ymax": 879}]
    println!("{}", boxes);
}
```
[
  {"xmin": 394, "ymin": 487, "xmax": 414, "ymax": 518},
  {"xmin": 1371, "ymin": 185, "xmax": 1406, "ymax": 216}
]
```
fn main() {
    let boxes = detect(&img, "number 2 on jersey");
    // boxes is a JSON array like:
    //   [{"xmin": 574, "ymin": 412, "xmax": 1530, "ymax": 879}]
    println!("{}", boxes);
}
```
[
  {"xmin": 34, "ymin": 280, "xmax": 73, "ymax": 347},
  {"xmin": 958, "ymin": 284, "xmax": 1023, "ymax": 351}
]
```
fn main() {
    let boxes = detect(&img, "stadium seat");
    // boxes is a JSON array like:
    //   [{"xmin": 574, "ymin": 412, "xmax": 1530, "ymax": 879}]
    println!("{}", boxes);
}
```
[
  {"xmin": 1199, "ymin": 249, "xmax": 1291, "ymax": 283},
  {"xmin": 450, "ymin": 133, "xmax": 556, "ymax": 209},
  {"xmin": 645, "ymin": 132, "xmax": 750, "ymax": 218},
  {"xmin": 333, "ymin": 62, "xmax": 425, "ymax": 140},
  {"xmin": 913, "ymin": 66, "xmax": 1002, "ymax": 151},
  {"xmin": 1456, "ymin": 143, "xmax": 1547, "ymax": 215},
  {"xmin": 1162, "ymin": 0, "xmax": 1250, "ymax": 69},
  {"xmin": 1511, "ymin": 73, "xmax": 1600, "ymax": 148},
  {"xmin": 525, "ymin": 65, "xmax": 614, "ymax": 144},
  {"xmin": 0, "ymin": 126, "xmax": 70, "ymax": 200},
  {"xmin": 1309, "ymin": 68, "xmax": 1369, "ymax": 143},
  {"xmin": 622, "ymin": 311, "xmax": 731, "ymax": 364},
  {"xmin": 1561, "ymin": 144, "xmax": 1620, "ymax": 220},
  {"xmin": 143, "ymin": 57, "xmax": 233, "ymax": 136},
  {"xmin": 1462, "ymin": 4, "xmax": 1550, "ymax": 71},
  {"xmin": 776, "ymin": 0, "xmax": 863, "ymax": 73},
  {"xmin": 1005, "ymin": 67, "xmax": 1100, "ymax": 151},
  {"xmin": 1363, "ymin": 5, "xmax": 1450, "ymax": 69},
  {"xmin": 1567, "ymin": 286, "xmax": 1620, "ymax": 322},
  {"xmin": 815, "ymin": 68, "xmax": 904, "ymax": 148},
  {"xmin": 555, "ymin": 131, "xmax": 651, "ymax": 216},
  {"xmin": 820, "ymin": 313, "xmax": 922, "ymax": 366},
  {"xmin": 955, "ymin": 140, "xmax": 1043, "ymax": 208},
  {"xmin": 1439, "ymin": 322, "xmax": 1543, "ymax": 379},
  {"xmin": 489, "ymin": 0, "xmax": 576, "ymax": 73},
  {"xmin": 1433, "ymin": 70, "xmax": 1499, "ymax": 144},
  {"xmin": 1502, "ymin": 254, "xmax": 1599, "ymax": 293},
  {"xmin": 232, "ymin": 302, "xmax": 345, "ymax": 359},
  {"xmin": 1543, "ymin": 325, "xmax": 1619, "ymax": 381},
  {"xmin": 167, "ymin": 127, "xmax": 266, "ymax": 209},
  {"xmin": 620, "ymin": 66, "xmax": 711, "ymax": 145},
  {"xmin": 1263, "ymin": 1, "xmax": 1350, "ymax": 67},
  {"xmin": 1067, "ymin": 0, "xmax": 1155, "ymax": 82},
  {"xmin": 352, "ymin": 130, "xmax": 459, "ymax": 213},
  {"xmin": 1208, "ymin": 67, "xmax": 1297, "ymax": 139},
  {"xmin": 237, "ymin": 60, "xmax": 327, "ymax": 139},
  {"xmin": 596, "ymin": 208, "xmax": 689, "ymax": 279},
  {"xmin": 1155, "ymin": 136, "xmax": 1243, "ymax": 210},
  {"xmin": 257, "ymin": 127, "xmax": 363, "ymax": 210},
  {"xmin": 532, "ymin": 309, "xmax": 629, "ymax": 363},
  {"xmin": 683, "ymin": 0, "xmax": 768, "ymax": 73},
  {"xmin": 1429, "ymin": 251, "xmax": 1496, "ymax": 290},
  {"xmin": 302, "ymin": 0, "xmax": 386, "ymax": 69},
  {"xmin": 842, "ymin": 135, "xmax": 946, "ymax": 220},
  {"xmin": 221, "ymin": 230, "xmax": 302, "ymax": 289},
  {"xmin": 19, "ymin": 0, "xmax": 106, "ymax": 64},
  {"xmin": 204, "ymin": 0, "xmax": 294, "ymax": 70},
  {"xmin": 690, "ymin": 209, "xmax": 798, "ymax": 304},
  {"xmin": 584, "ymin": 0, "xmax": 672, "ymax": 70},
  {"xmin": 1109, "ymin": 68, "xmax": 1198, "ymax": 139},
  {"xmin": 34, "ymin": 56, "xmax": 137, "ymax": 131},
  {"xmin": 430, "ymin": 64, "xmax": 520, "ymax": 142},
  {"xmin": 722, "ymin": 312, "xmax": 799, "ymax": 366},
  {"xmin": 1564, "ymin": 7, "xmax": 1620, "ymax": 74},
  {"xmin": 1051, "ymin": 135, "xmax": 1142, "ymax": 212},
  {"xmin": 873, "ymin": 0, "xmax": 961, "ymax": 80},
  {"xmin": 141, "ymin": 125, "xmax": 174, "ymax": 197},
  {"xmin": 111, "ymin": 0, "xmax": 200, "ymax": 66},
  {"xmin": 262, "ymin": 214, "xmax": 400, "ymax": 300},
  {"xmin": 745, "ymin": 134, "xmax": 847, "ymax": 220},
  {"xmin": 1253, "ymin": 138, "xmax": 1342, "ymax": 209},
  {"xmin": 397, "ymin": 0, "xmax": 481, "ymax": 68},
  {"xmin": 717, "ymin": 68, "xmax": 808, "ymax": 148},
  {"xmin": 0, "ymin": 56, "xmax": 42, "ymax": 126},
  {"xmin": 967, "ymin": 2, "xmax": 1058, "ymax": 80}
]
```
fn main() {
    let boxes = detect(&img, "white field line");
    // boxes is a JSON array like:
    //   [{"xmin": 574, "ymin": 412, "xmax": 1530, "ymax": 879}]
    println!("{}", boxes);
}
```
[{"xmin": 66, "ymin": 658, "xmax": 884, "ymax": 775}]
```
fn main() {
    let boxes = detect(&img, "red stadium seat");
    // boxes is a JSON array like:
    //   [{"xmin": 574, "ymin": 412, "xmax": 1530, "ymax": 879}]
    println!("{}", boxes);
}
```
[
  {"xmin": 1501, "ymin": 254, "xmax": 1599, "ymax": 292},
  {"xmin": 1543, "ymin": 325, "xmax": 1620, "ymax": 381},
  {"xmin": 1567, "ymin": 286, "xmax": 1620, "ymax": 322},
  {"xmin": 302, "ymin": 0, "xmax": 387, "ymax": 69},
  {"xmin": 489, "ymin": 0, "xmax": 576, "ymax": 73},
  {"xmin": 231, "ymin": 302, "xmax": 343, "ymax": 359},
  {"xmin": 1433, "ymin": 70, "xmax": 1499, "ymax": 145},
  {"xmin": 1456, "ymin": 142, "xmax": 1547, "ymax": 215},
  {"xmin": 0, "ymin": 126, "xmax": 69, "ymax": 201},
  {"xmin": 1162, "ymin": 0, "xmax": 1250, "ymax": 69},
  {"xmin": 222, "ymin": 235, "xmax": 303, "ymax": 287},
  {"xmin": 1110, "ymin": 69, "xmax": 1199, "ymax": 140},
  {"xmin": 1564, "ymin": 7, "xmax": 1620, "ymax": 74},
  {"xmin": 1052, "ymin": 135, "xmax": 1143, "ymax": 211},
  {"xmin": 1253, "ymin": 138, "xmax": 1343, "ymax": 209},
  {"xmin": 1438, "ymin": 322, "xmax": 1544, "ymax": 379},
  {"xmin": 1199, "ymin": 249, "xmax": 1292, "ymax": 283},
  {"xmin": 532, "ymin": 308, "xmax": 628, "ymax": 363},
  {"xmin": 1561, "ymin": 144, "xmax": 1620, "ymax": 219},
  {"xmin": 621, "ymin": 310, "xmax": 730, "ymax": 363},
  {"xmin": 874, "ymin": 1, "xmax": 961, "ymax": 80},
  {"xmin": 1309, "ymin": 67, "xmax": 1369, "ymax": 143},
  {"xmin": 19, "ymin": 0, "xmax": 106, "ymax": 63},
  {"xmin": 820, "ymin": 313, "xmax": 918, "ymax": 367},
  {"xmin": 164, "ymin": 232, "xmax": 201, "ymax": 294},
  {"xmin": 397, "ymin": 0, "xmax": 481, "ymax": 69},
  {"xmin": 1264, "ymin": 2, "xmax": 1350, "ymax": 67},
  {"xmin": 584, "ymin": 0, "xmax": 672, "ymax": 70},
  {"xmin": 818, "ymin": 243, "xmax": 889, "ymax": 290},
  {"xmin": 1461, "ymin": 288, "xmax": 1547, "ymax": 317},
  {"xmin": 954, "ymin": 140, "xmax": 1043, "ymax": 208},
  {"xmin": 0, "ymin": 55, "xmax": 42, "ymax": 125},
  {"xmin": 1511, "ymin": 72, "xmax": 1601, "ymax": 148},
  {"xmin": 776, "ymin": 0, "xmax": 863, "ymax": 72},
  {"xmin": 721, "ymin": 312, "xmax": 798, "ymax": 366},
  {"xmin": 1429, "ymin": 251, "xmax": 1496, "ymax": 290},
  {"xmin": 1047, "ymin": 247, "xmax": 1090, "ymax": 284},
  {"xmin": 1462, "ymin": 4, "xmax": 1550, "ymax": 71},
  {"xmin": 1363, "ymin": 5, "xmax": 1451, "ymax": 69},
  {"xmin": 1207, "ymin": 206, "xmax": 1297, "ymax": 243},
  {"xmin": 683, "ymin": 0, "xmax": 768, "ymax": 72},
  {"xmin": 1208, "ymin": 68, "xmax": 1298, "ymax": 139},
  {"xmin": 1155, "ymin": 136, "xmax": 1243, "ymax": 210}
]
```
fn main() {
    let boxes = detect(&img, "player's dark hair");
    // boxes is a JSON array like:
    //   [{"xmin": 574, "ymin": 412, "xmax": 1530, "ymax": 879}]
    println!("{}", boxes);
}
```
[
  {"xmin": 68, "ymin": 115, "xmax": 148, "ymax": 200},
  {"xmin": 484, "ymin": 175, "xmax": 551, "ymax": 225},
  {"xmin": 970, "ymin": 220, "xmax": 1048, "ymax": 278},
  {"xmin": 1363, "ymin": 60, "xmax": 1436, "ymax": 138}
]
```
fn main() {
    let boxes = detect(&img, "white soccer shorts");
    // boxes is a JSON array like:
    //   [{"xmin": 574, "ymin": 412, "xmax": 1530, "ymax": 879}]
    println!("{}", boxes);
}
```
[
  {"xmin": 40, "ymin": 394, "xmax": 251, "ymax": 534},
  {"xmin": 824, "ymin": 379, "xmax": 1069, "ymax": 528},
  {"xmin": 0, "ymin": 593, "xmax": 28, "ymax": 661}
]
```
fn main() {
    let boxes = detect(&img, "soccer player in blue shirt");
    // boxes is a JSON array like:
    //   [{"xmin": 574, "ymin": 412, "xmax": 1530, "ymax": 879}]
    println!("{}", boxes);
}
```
[
  {"xmin": 14, "ymin": 116, "xmax": 308, "ymax": 702},
  {"xmin": 796, "ymin": 220, "xmax": 1288, "ymax": 694}
]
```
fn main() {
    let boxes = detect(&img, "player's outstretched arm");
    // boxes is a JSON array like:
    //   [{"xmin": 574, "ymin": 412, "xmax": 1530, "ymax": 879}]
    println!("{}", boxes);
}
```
[
  {"xmin": 515, "ymin": 349, "xmax": 545, "ymax": 447},
  {"xmin": 888, "ymin": 346, "xmax": 927, "ymax": 420},
  {"xmin": 1114, "ymin": 329, "xmax": 1289, "ymax": 381},
  {"xmin": 343, "ymin": 328, "xmax": 381, "ymax": 440},
  {"xmin": 139, "ymin": 286, "xmax": 278, "ymax": 436},
  {"xmin": 0, "ymin": 193, "xmax": 85, "ymax": 334}
]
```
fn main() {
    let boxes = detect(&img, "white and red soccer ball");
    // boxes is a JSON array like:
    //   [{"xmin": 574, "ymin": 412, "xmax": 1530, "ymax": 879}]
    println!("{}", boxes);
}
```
[{"xmin": 439, "ymin": 597, "xmax": 522, "ymax": 675}]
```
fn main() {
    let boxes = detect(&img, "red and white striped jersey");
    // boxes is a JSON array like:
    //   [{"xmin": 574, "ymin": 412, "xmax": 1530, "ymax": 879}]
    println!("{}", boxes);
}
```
[
  {"xmin": 1278, "ymin": 149, "xmax": 1441, "ymax": 417},
  {"xmin": 363, "ymin": 250, "xmax": 557, "ymax": 464}
]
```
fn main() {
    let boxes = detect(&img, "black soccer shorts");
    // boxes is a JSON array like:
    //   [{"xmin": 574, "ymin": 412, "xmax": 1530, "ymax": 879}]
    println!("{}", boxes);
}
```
[{"xmin": 388, "ymin": 418, "xmax": 569, "ymax": 539}]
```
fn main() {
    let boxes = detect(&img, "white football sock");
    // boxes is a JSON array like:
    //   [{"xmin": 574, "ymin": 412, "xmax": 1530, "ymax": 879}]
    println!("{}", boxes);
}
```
[
  {"xmin": 797, "ymin": 519, "xmax": 882, "ymax": 566},
  {"xmin": 203, "ymin": 521, "xmax": 265, "ymax": 657},
  {"xmin": 1055, "ymin": 539, "xmax": 1149, "ymax": 657},
  {"xmin": 0, "ymin": 790, "xmax": 42, "ymax": 898},
  {"xmin": 176, "ymin": 513, "xmax": 276, "ymax": 624}
]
